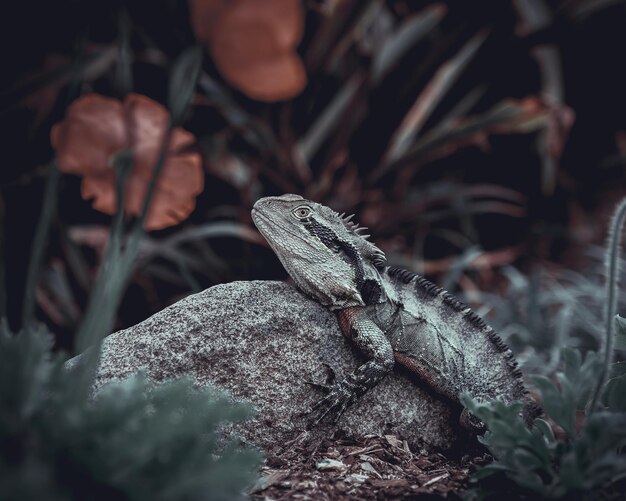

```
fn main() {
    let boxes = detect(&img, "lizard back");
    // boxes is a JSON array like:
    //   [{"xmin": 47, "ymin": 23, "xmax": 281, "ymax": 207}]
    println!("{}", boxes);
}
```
[{"xmin": 364, "ymin": 266, "xmax": 528, "ymax": 407}]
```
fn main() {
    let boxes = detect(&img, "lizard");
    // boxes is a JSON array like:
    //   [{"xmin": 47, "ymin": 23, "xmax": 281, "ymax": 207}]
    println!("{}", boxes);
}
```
[{"xmin": 251, "ymin": 193, "xmax": 538, "ymax": 431}]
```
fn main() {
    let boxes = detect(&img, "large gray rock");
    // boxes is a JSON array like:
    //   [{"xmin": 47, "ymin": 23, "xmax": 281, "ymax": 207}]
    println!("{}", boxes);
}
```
[{"xmin": 87, "ymin": 281, "xmax": 463, "ymax": 453}]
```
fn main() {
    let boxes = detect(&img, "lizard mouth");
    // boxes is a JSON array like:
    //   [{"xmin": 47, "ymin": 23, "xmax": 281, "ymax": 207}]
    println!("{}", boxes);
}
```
[
  {"xmin": 250, "ymin": 207, "xmax": 268, "ymax": 230},
  {"xmin": 251, "ymin": 208, "xmax": 280, "ymax": 240},
  {"xmin": 251, "ymin": 208, "xmax": 319, "ymax": 249}
]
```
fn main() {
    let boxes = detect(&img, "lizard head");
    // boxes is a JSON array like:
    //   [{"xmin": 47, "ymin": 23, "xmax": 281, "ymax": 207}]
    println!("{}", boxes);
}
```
[{"xmin": 252, "ymin": 194, "xmax": 387, "ymax": 309}]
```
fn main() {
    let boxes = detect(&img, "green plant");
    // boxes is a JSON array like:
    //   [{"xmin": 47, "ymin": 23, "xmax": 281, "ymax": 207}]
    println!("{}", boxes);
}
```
[
  {"xmin": 462, "ymin": 350, "xmax": 626, "ymax": 498},
  {"xmin": 0, "ymin": 320, "xmax": 261, "ymax": 500},
  {"xmin": 462, "ymin": 196, "xmax": 626, "ymax": 499},
  {"xmin": 465, "ymin": 255, "xmax": 626, "ymax": 375},
  {"xmin": 0, "ymin": 30, "xmax": 262, "ymax": 500}
]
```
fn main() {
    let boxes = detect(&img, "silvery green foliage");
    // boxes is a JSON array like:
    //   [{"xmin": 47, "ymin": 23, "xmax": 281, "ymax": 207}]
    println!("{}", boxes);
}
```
[
  {"xmin": 468, "ymin": 255, "xmax": 626, "ymax": 375},
  {"xmin": 462, "ymin": 349, "xmax": 626, "ymax": 499},
  {"xmin": 463, "ymin": 196, "xmax": 626, "ymax": 499},
  {"xmin": 605, "ymin": 315, "xmax": 626, "ymax": 413},
  {"xmin": 0, "ymin": 321, "xmax": 262, "ymax": 501}
]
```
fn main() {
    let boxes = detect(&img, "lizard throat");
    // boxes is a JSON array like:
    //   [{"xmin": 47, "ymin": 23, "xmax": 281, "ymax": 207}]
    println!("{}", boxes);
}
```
[{"xmin": 304, "ymin": 217, "xmax": 382, "ymax": 305}]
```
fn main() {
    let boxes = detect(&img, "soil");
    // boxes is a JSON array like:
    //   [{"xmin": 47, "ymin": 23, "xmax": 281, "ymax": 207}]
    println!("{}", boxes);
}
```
[{"xmin": 250, "ymin": 432, "xmax": 491, "ymax": 500}]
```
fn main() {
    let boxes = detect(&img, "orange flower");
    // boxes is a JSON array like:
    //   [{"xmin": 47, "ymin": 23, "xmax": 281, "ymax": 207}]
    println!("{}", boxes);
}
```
[
  {"xmin": 51, "ymin": 93, "xmax": 204, "ymax": 230},
  {"xmin": 190, "ymin": 0, "xmax": 307, "ymax": 101}
]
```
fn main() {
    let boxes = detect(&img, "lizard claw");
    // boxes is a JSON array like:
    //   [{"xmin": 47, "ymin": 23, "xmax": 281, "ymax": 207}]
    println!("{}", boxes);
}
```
[
  {"xmin": 303, "ymin": 362, "xmax": 337, "ymax": 394},
  {"xmin": 306, "ymin": 380, "xmax": 356, "ymax": 428},
  {"xmin": 460, "ymin": 408, "xmax": 486, "ymax": 433},
  {"xmin": 304, "ymin": 380, "xmax": 331, "ymax": 393},
  {"xmin": 319, "ymin": 362, "xmax": 337, "ymax": 385}
]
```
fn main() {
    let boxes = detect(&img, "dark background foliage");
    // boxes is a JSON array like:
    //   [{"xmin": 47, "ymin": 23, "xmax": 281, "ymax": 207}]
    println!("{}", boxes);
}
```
[
  {"xmin": 3, "ymin": 2, "xmax": 626, "ymax": 499},
  {"xmin": 2, "ymin": 0, "xmax": 626, "ymax": 354}
]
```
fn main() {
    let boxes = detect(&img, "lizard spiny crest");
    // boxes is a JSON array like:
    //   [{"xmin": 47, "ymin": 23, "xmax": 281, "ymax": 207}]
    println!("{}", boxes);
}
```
[{"xmin": 252, "ymin": 194, "xmax": 386, "ymax": 309}]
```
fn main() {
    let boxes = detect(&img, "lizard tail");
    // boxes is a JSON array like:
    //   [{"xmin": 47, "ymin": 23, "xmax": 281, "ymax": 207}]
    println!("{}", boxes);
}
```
[{"xmin": 522, "ymin": 399, "xmax": 544, "ymax": 426}]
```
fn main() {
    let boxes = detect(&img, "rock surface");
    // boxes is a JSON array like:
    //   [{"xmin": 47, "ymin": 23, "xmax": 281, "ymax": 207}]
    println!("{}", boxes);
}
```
[{"xmin": 82, "ymin": 281, "xmax": 466, "ymax": 453}]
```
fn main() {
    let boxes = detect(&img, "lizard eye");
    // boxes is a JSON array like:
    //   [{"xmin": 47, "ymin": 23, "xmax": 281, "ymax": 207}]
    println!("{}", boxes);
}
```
[{"xmin": 292, "ymin": 205, "xmax": 312, "ymax": 220}]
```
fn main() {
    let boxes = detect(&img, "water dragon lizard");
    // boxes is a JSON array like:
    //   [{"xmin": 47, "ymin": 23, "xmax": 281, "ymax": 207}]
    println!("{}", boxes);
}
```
[{"xmin": 252, "ymin": 194, "xmax": 537, "ymax": 430}]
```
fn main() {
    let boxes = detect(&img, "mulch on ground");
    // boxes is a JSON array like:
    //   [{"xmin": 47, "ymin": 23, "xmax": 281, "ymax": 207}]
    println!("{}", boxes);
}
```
[{"xmin": 250, "ymin": 432, "xmax": 491, "ymax": 500}]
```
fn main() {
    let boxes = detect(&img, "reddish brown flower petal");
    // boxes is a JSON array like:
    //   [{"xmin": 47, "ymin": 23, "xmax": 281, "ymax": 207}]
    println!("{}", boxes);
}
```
[
  {"xmin": 190, "ymin": 0, "xmax": 303, "ymax": 47},
  {"xmin": 217, "ymin": 52, "xmax": 307, "ymax": 102},
  {"xmin": 214, "ymin": 0, "xmax": 303, "ymax": 51},
  {"xmin": 191, "ymin": 0, "xmax": 307, "ymax": 101},
  {"xmin": 154, "ymin": 152, "xmax": 205, "ymax": 198},
  {"xmin": 188, "ymin": 0, "xmax": 226, "ymax": 44},
  {"xmin": 234, "ymin": 0, "xmax": 304, "ymax": 50},
  {"xmin": 124, "ymin": 93, "xmax": 172, "ymax": 170},
  {"xmin": 81, "ymin": 173, "xmax": 117, "ymax": 215},
  {"xmin": 130, "ymin": 150, "xmax": 204, "ymax": 230},
  {"xmin": 81, "ymin": 152, "xmax": 203, "ymax": 231},
  {"xmin": 123, "ymin": 173, "xmax": 198, "ymax": 231},
  {"xmin": 125, "ymin": 93, "xmax": 198, "ymax": 178},
  {"xmin": 52, "ymin": 92, "xmax": 204, "ymax": 230},
  {"xmin": 51, "ymin": 94, "xmax": 126, "ymax": 175}
]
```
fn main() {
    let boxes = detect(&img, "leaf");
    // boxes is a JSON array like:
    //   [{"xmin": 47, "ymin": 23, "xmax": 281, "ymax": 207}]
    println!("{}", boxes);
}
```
[
  {"xmin": 374, "ymin": 31, "xmax": 487, "ymax": 179},
  {"xmin": 610, "ymin": 361, "xmax": 626, "ymax": 378},
  {"xmin": 371, "ymin": 4, "xmax": 446, "ymax": 84},
  {"xmin": 0, "ymin": 326, "xmax": 262, "ymax": 499},
  {"xmin": 197, "ymin": 73, "xmax": 278, "ymax": 153},
  {"xmin": 564, "ymin": 0, "xmax": 626, "ymax": 22},
  {"xmin": 114, "ymin": 9, "xmax": 133, "ymax": 97},
  {"xmin": 562, "ymin": 348, "xmax": 582, "ymax": 383},
  {"xmin": 296, "ymin": 73, "xmax": 364, "ymax": 163},
  {"xmin": 579, "ymin": 411, "xmax": 626, "ymax": 464},
  {"xmin": 471, "ymin": 464, "xmax": 503, "ymax": 480},
  {"xmin": 316, "ymin": 458, "xmax": 347, "ymax": 471},
  {"xmin": 534, "ymin": 418, "xmax": 556, "ymax": 442},
  {"xmin": 442, "ymin": 245, "xmax": 482, "ymax": 290},
  {"xmin": 38, "ymin": 261, "xmax": 81, "ymax": 327},
  {"xmin": 163, "ymin": 221, "xmax": 266, "ymax": 247},
  {"xmin": 168, "ymin": 45, "xmax": 204, "ymax": 126},
  {"xmin": 0, "ymin": 321, "xmax": 54, "ymax": 423},
  {"xmin": 604, "ymin": 374, "xmax": 626, "ymax": 412},
  {"xmin": 0, "ymin": 47, "xmax": 117, "ymax": 113},
  {"xmin": 373, "ymin": 97, "xmax": 549, "ymax": 182},
  {"xmin": 558, "ymin": 451, "xmax": 584, "ymax": 489},
  {"xmin": 531, "ymin": 375, "xmax": 576, "ymax": 437},
  {"xmin": 614, "ymin": 315, "xmax": 626, "ymax": 350}
]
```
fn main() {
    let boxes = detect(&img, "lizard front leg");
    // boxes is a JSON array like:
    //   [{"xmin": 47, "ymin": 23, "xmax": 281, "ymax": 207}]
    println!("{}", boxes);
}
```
[{"xmin": 308, "ymin": 307, "xmax": 394, "ymax": 426}]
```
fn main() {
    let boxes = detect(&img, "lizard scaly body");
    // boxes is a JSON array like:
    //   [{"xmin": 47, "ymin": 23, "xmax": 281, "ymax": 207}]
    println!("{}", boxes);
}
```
[{"xmin": 252, "ymin": 194, "xmax": 537, "ymax": 430}]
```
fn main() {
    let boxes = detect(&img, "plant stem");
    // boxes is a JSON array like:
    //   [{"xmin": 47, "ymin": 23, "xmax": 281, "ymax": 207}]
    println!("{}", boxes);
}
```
[
  {"xmin": 118, "ymin": 125, "xmax": 174, "ymax": 279},
  {"xmin": 70, "ymin": 42, "xmax": 199, "ymax": 400},
  {"xmin": 21, "ymin": 165, "xmax": 60, "ymax": 327},
  {"xmin": 589, "ymin": 196, "xmax": 626, "ymax": 412},
  {"xmin": 71, "ymin": 151, "xmax": 132, "ymax": 400},
  {"xmin": 72, "ymin": 132, "xmax": 172, "ymax": 401},
  {"xmin": 0, "ymin": 192, "xmax": 6, "ymax": 319}
]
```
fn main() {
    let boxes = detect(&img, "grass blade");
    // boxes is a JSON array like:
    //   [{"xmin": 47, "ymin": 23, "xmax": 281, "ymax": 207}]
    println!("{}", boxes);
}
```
[
  {"xmin": 21, "ymin": 165, "xmax": 60, "ymax": 327},
  {"xmin": 373, "ymin": 32, "xmax": 487, "ymax": 181},
  {"xmin": 296, "ymin": 73, "xmax": 364, "ymax": 163},
  {"xmin": 371, "ymin": 4, "xmax": 446, "ymax": 84}
]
